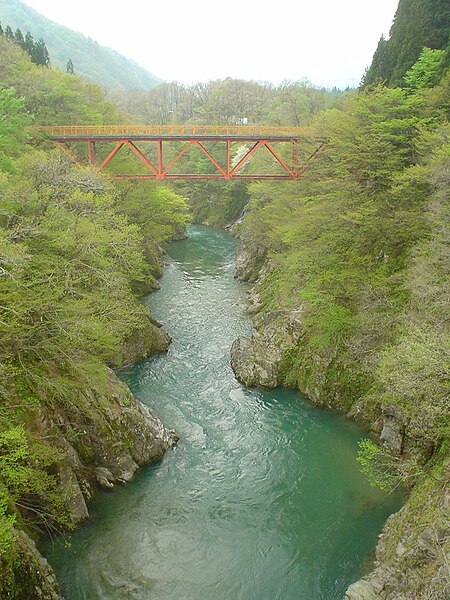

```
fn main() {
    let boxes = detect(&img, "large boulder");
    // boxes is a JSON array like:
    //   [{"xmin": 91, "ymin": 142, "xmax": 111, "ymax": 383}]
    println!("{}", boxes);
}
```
[{"xmin": 231, "ymin": 310, "xmax": 304, "ymax": 387}]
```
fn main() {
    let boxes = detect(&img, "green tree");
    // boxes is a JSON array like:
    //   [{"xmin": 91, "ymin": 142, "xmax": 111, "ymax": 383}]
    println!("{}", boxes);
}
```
[
  {"xmin": 0, "ymin": 88, "xmax": 32, "ymax": 172},
  {"xmin": 31, "ymin": 38, "xmax": 50, "ymax": 67},
  {"xmin": 23, "ymin": 31, "xmax": 34, "ymax": 55},
  {"xmin": 404, "ymin": 47, "xmax": 445, "ymax": 89},
  {"xmin": 66, "ymin": 58, "xmax": 74, "ymax": 74},
  {"xmin": 361, "ymin": 35, "xmax": 392, "ymax": 87},
  {"xmin": 13, "ymin": 28, "xmax": 25, "ymax": 50}
]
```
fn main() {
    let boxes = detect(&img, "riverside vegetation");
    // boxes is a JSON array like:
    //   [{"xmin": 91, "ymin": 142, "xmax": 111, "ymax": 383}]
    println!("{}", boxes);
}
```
[
  {"xmin": 0, "ymin": 0, "xmax": 449, "ymax": 597},
  {"xmin": 0, "ymin": 34, "xmax": 188, "ymax": 598}
]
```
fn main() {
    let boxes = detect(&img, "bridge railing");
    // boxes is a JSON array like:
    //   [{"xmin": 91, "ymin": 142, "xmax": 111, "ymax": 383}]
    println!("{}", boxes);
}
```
[{"xmin": 41, "ymin": 124, "xmax": 313, "ymax": 138}]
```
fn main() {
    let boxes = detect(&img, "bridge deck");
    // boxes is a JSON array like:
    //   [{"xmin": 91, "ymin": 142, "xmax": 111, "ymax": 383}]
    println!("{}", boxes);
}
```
[{"xmin": 42, "ymin": 124, "xmax": 315, "ymax": 141}]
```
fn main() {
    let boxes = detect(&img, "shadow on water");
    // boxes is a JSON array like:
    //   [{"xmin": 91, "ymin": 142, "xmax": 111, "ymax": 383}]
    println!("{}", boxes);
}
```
[{"xmin": 43, "ymin": 225, "xmax": 403, "ymax": 600}]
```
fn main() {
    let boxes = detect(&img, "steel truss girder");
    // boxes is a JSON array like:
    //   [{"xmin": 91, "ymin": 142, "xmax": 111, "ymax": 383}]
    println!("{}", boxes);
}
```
[{"xmin": 53, "ymin": 136, "xmax": 328, "ymax": 181}]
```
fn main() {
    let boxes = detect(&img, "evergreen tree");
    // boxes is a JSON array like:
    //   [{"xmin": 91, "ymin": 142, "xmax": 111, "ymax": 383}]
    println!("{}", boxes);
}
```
[
  {"xmin": 363, "ymin": 0, "xmax": 450, "ymax": 88},
  {"xmin": 31, "ymin": 38, "xmax": 50, "ymax": 67},
  {"xmin": 0, "ymin": 22, "xmax": 3, "ymax": 36},
  {"xmin": 4, "ymin": 25, "xmax": 14, "ymax": 40},
  {"xmin": 24, "ymin": 31, "xmax": 34, "ymax": 56},
  {"xmin": 66, "ymin": 58, "xmax": 74, "ymax": 74},
  {"xmin": 361, "ymin": 35, "xmax": 393, "ymax": 87},
  {"xmin": 14, "ymin": 28, "xmax": 25, "ymax": 50}
]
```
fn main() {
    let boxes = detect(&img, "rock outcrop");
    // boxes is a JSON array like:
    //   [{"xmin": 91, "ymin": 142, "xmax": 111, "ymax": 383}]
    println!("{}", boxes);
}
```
[
  {"xmin": 231, "ymin": 309, "xmax": 304, "ymax": 387},
  {"xmin": 120, "ymin": 315, "xmax": 171, "ymax": 367},
  {"xmin": 35, "ymin": 367, "xmax": 177, "ymax": 528},
  {"xmin": 234, "ymin": 228, "xmax": 268, "ymax": 282},
  {"xmin": 0, "ymin": 530, "xmax": 60, "ymax": 600}
]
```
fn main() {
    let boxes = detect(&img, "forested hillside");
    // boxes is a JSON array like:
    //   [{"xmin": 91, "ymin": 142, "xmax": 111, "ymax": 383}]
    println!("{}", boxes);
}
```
[
  {"xmin": 0, "ymin": 36, "xmax": 186, "ymax": 598},
  {"xmin": 0, "ymin": 0, "xmax": 161, "ymax": 90},
  {"xmin": 362, "ymin": 0, "xmax": 450, "ymax": 87}
]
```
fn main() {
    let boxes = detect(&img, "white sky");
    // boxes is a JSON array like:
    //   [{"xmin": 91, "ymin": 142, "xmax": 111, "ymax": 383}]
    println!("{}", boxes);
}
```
[{"xmin": 22, "ymin": 0, "xmax": 399, "ymax": 87}]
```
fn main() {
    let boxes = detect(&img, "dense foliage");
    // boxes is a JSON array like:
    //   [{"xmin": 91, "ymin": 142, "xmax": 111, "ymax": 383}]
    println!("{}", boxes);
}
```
[
  {"xmin": 362, "ymin": 0, "xmax": 450, "ymax": 87},
  {"xmin": 0, "ymin": 35, "xmax": 187, "ymax": 589},
  {"xmin": 244, "ymin": 75, "xmax": 449, "ymax": 445},
  {"xmin": 0, "ymin": 21, "xmax": 50, "ymax": 66}
]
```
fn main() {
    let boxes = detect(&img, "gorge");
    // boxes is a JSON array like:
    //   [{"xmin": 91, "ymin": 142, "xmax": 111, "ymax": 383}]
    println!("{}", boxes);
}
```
[{"xmin": 42, "ymin": 225, "xmax": 402, "ymax": 600}]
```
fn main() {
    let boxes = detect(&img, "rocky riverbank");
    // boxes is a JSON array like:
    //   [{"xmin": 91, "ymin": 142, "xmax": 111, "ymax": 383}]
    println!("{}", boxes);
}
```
[
  {"xmin": 230, "ymin": 227, "xmax": 449, "ymax": 600},
  {"xmin": 1, "ymin": 318, "xmax": 177, "ymax": 600}
]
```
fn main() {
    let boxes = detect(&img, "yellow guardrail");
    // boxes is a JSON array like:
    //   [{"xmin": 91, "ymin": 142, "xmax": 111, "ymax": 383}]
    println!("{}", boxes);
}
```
[{"xmin": 41, "ymin": 124, "xmax": 312, "ymax": 138}]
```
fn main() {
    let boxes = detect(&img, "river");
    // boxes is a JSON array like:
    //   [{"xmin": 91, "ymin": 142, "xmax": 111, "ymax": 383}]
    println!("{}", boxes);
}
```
[{"xmin": 43, "ymin": 225, "xmax": 402, "ymax": 600}]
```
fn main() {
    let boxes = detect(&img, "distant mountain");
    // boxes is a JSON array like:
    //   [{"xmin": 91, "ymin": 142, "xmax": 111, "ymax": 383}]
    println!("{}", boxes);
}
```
[
  {"xmin": 0, "ymin": 0, "xmax": 162, "ymax": 90},
  {"xmin": 362, "ymin": 0, "xmax": 450, "ymax": 87}
]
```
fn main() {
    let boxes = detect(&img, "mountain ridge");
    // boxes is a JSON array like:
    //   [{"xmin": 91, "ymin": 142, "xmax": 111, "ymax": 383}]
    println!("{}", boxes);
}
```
[{"xmin": 0, "ymin": 0, "xmax": 162, "ymax": 91}]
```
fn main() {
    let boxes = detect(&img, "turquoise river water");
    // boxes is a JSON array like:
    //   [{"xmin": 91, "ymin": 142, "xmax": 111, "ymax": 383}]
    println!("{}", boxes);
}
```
[{"xmin": 44, "ymin": 225, "xmax": 402, "ymax": 600}]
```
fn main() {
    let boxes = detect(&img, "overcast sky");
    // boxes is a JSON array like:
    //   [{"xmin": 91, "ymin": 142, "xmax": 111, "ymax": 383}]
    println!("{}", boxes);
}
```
[{"xmin": 23, "ymin": 0, "xmax": 399, "ymax": 87}]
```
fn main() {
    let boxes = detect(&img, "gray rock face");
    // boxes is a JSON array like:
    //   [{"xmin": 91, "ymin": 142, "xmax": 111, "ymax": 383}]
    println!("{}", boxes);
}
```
[
  {"xmin": 234, "ymin": 228, "xmax": 267, "ymax": 282},
  {"xmin": 231, "ymin": 310, "xmax": 304, "ymax": 387},
  {"xmin": 380, "ymin": 416, "xmax": 404, "ymax": 454},
  {"xmin": 34, "ymin": 367, "xmax": 177, "ymax": 531},
  {"xmin": 119, "ymin": 315, "xmax": 171, "ymax": 367},
  {"xmin": 0, "ymin": 530, "xmax": 61, "ymax": 600},
  {"xmin": 344, "ymin": 572, "xmax": 388, "ymax": 599},
  {"xmin": 379, "ymin": 405, "xmax": 407, "ymax": 455}
]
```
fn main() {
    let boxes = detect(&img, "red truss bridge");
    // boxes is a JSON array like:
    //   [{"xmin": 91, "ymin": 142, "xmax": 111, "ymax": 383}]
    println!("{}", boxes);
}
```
[{"xmin": 43, "ymin": 125, "xmax": 328, "ymax": 181}]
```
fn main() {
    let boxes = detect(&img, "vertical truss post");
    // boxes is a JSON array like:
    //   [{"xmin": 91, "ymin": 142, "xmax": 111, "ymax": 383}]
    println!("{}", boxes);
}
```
[
  {"xmin": 226, "ymin": 140, "xmax": 231, "ymax": 179},
  {"xmin": 157, "ymin": 139, "xmax": 163, "ymax": 179},
  {"xmin": 88, "ymin": 140, "xmax": 97, "ymax": 165},
  {"xmin": 292, "ymin": 139, "xmax": 299, "ymax": 179}
]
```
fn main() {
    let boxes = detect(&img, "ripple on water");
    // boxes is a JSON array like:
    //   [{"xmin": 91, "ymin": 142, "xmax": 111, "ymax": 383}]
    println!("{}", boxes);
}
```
[{"xmin": 43, "ymin": 225, "xmax": 402, "ymax": 600}]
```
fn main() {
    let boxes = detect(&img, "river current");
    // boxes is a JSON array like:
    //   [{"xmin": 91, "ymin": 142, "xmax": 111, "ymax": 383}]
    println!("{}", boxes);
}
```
[{"xmin": 44, "ymin": 225, "xmax": 401, "ymax": 600}]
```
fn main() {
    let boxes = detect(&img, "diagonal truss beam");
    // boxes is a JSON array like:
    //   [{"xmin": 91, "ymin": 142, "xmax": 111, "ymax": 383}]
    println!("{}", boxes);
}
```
[
  {"xmin": 194, "ymin": 140, "xmax": 227, "ymax": 176},
  {"xmin": 229, "ymin": 141, "xmax": 262, "ymax": 176},
  {"xmin": 99, "ymin": 141, "xmax": 125, "ymax": 170},
  {"xmin": 296, "ymin": 142, "xmax": 329, "ymax": 178},
  {"xmin": 56, "ymin": 141, "xmax": 84, "ymax": 166},
  {"xmin": 162, "ymin": 141, "xmax": 194, "ymax": 176},
  {"xmin": 264, "ymin": 141, "xmax": 295, "ymax": 177},
  {"xmin": 52, "ymin": 133, "xmax": 328, "ymax": 180},
  {"xmin": 125, "ymin": 140, "xmax": 158, "ymax": 174}
]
